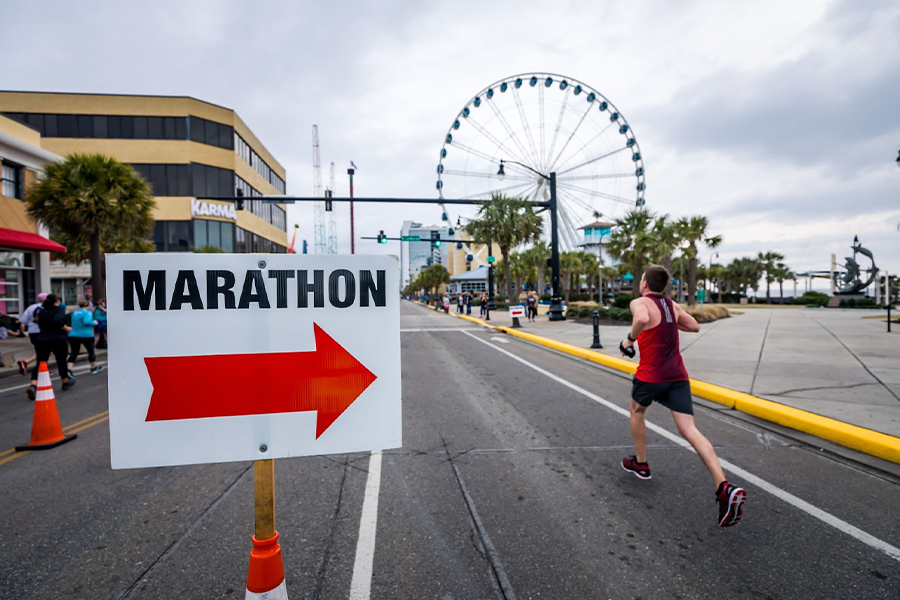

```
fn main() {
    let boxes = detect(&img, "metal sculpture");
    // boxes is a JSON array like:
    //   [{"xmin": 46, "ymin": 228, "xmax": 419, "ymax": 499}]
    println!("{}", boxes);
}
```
[{"xmin": 834, "ymin": 236, "xmax": 878, "ymax": 294}]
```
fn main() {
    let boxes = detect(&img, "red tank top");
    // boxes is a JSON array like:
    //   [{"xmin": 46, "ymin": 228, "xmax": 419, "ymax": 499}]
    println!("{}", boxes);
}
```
[{"xmin": 635, "ymin": 294, "xmax": 689, "ymax": 383}]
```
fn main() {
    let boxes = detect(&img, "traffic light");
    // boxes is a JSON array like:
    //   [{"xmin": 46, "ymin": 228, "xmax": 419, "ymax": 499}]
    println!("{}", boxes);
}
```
[
  {"xmin": 324, "ymin": 189, "xmax": 333, "ymax": 212},
  {"xmin": 431, "ymin": 230, "xmax": 441, "ymax": 247},
  {"xmin": 235, "ymin": 188, "xmax": 245, "ymax": 211},
  {"xmin": 377, "ymin": 230, "xmax": 388, "ymax": 244}
]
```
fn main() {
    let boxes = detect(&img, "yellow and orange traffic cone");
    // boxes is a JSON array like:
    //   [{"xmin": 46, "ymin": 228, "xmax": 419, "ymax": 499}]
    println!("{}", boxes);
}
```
[
  {"xmin": 245, "ymin": 531, "xmax": 288, "ymax": 599},
  {"xmin": 15, "ymin": 361, "xmax": 76, "ymax": 451}
]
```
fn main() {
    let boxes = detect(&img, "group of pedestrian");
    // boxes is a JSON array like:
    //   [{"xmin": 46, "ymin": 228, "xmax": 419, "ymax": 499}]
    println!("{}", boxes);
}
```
[
  {"xmin": 16, "ymin": 293, "xmax": 106, "ymax": 400},
  {"xmin": 455, "ymin": 293, "xmax": 473, "ymax": 315}
]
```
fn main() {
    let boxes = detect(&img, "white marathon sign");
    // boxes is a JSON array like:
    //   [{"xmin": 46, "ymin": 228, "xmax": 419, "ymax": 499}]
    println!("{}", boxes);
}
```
[
  {"xmin": 509, "ymin": 305, "xmax": 526, "ymax": 319},
  {"xmin": 106, "ymin": 254, "xmax": 402, "ymax": 470}
]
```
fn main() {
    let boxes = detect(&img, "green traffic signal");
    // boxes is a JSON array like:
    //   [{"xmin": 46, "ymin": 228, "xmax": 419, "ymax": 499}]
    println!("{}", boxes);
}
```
[{"xmin": 434, "ymin": 240, "xmax": 441, "ymax": 247}]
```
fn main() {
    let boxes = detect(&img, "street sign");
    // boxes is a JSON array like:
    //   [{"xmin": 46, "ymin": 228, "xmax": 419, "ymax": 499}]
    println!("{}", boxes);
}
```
[
  {"xmin": 400, "ymin": 235, "xmax": 420, "ymax": 242},
  {"xmin": 698, "ymin": 289, "xmax": 707, "ymax": 302},
  {"xmin": 509, "ymin": 305, "xmax": 526, "ymax": 318},
  {"xmin": 487, "ymin": 256, "xmax": 495, "ymax": 263},
  {"xmin": 106, "ymin": 254, "xmax": 402, "ymax": 469}
]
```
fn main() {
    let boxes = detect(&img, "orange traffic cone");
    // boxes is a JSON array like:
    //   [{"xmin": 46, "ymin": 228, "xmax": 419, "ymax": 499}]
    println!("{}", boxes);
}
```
[
  {"xmin": 15, "ymin": 362, "xmax": 77, "ymax": 451},
  {"xmin": 246, "ymin": 532, "xmax": 288, "ymax": 599}
]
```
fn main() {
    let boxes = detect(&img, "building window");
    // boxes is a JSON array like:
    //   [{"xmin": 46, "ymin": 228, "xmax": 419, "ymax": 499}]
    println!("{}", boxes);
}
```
[
  {"xmin": 234, "ymin": 132, "xmax": 286, "ymax": 193},
  {"xmin": 130, "ymin": 164, "xmax": 190, "ymax": 197},
  {"xmin": 1, "ymin": 161, "xmax": 23, "ymax": 199},
  {"xmin": 1, "ymin": 112, "xmax": 191, "ymax": 141},
  {"xmin": 188, "ymin": 116, "xmax": 234, "ymax": 150},
  {"xmin": 152, "ymin": 221, "xmax": 192, "ymax": 252},
  {"xmin": 193, "ymin": 219, "xmax": 235, "ymax": 252}
]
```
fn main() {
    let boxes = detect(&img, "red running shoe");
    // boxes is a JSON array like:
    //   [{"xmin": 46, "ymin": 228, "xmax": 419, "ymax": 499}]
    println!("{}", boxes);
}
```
[
  {"xmin": 621, "ymin": 456, "xmax": 651, "ymax": 480},
  {"xmin": 716, "ymin": 481, "xmax": 747, "ymax": 527}
]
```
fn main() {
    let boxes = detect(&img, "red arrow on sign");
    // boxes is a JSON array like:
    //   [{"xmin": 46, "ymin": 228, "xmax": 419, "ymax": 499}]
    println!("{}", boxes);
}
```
[{"xmin": 144, "ymin": 323, "xmax": 377, "ymax": 438}]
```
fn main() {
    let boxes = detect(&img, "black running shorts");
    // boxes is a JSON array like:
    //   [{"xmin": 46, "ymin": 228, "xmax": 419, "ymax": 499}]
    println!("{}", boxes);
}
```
[{"xmin": 631, "ymin": 377, "xmax": 694, "ymax": 415}]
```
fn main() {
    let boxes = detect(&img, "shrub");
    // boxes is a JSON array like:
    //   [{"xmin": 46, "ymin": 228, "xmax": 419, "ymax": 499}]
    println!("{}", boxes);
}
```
[
  {"xmin": 539, "ymin": 294, "xmax": 551, "ymax": 302},
  {"xmin": 793, "ymin": 291, "xmax": 829, "ymax": 306},
  {"xmin": 683, "ymin": 304, "xmax": 730, "ymax": 323},
  {"xmin": 566, "ymin": 308, "xmax": 578, "ymax": 317},
  {"xmin": 613, "ymin": 294, "xmax": 634, "ymax": 309},
  {"xmin": 608, "ymin": 307, "xmax": 633, "ymax": 321},
  {"xmin": 194, "ymin": 244, "xmax": 225, "ymax": 253},
  {"xmin": 577, "ymin": 306, "xmax": 593, "ymax": 318}
]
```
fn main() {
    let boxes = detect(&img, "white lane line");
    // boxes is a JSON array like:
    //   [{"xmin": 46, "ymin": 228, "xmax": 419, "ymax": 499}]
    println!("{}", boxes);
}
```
[
  {"xmin": 349, "ymin": 450, "xmax": 383, "ymax": 600},
  {"xmin": 0, "ymin": 361, "xmax": 109, "ymax": 394},
  {"xmin": 489, "ymin": 337, "xmax": 510, "ymax": 344},
  {"xmin": 461, "ymin": 330, "xmax": 900, "ymax": 563}
]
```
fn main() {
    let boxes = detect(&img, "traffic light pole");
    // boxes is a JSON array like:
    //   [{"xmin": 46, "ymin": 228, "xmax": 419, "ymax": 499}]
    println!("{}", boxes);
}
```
[
  {"xmin": 201, "ymin": 193, "xmax": 564, "ymax": 321},
  {"xmin": 547, "ymin": 173, "xmax": 565, "ymax": 321}
]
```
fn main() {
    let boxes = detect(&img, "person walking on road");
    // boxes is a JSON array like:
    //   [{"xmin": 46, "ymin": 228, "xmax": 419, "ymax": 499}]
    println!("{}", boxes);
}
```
[
  {"xmin": 68, "ymin": 300, "xmax": 103, "ymax": 375},
  {"xmin": 479, "ymin": 293, "xmax": 487, "ymax": 318},
  {"xmin": 94, "ymin": 298, "xmax": 108, "ymax": 349},
  {"xmin": 465, "ymin": 292, "xmax": 472, "ymax": 315},
  {"xmin": 17, "ymin": 292, "xmax": 47, "ymax": 375},
  {"xmin": 620, "ymin": 265, "xmax": 746, "ymax": 527},
  {"xmin": 526, "ymin": 291, "xmax": 538, "ymax": 322},
  {"xmin": 457, "ymin": 294, "xmax": 464, "ymax": 314},
  {"xmin": 28, "ymin": 294, "xmax": 75, "ymax": 399}
]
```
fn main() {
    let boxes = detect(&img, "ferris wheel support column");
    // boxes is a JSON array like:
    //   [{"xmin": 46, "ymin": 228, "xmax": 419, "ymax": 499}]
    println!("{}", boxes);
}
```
[{"xmin": 548, "ymin": 172, "xmax": 566, "ymax": 321}]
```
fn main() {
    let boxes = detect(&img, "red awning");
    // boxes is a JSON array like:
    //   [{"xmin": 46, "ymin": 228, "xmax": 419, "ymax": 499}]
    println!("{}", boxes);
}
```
[{"xmin": 0, "ymin": 227, "xmax": 66, "ymax": 253}]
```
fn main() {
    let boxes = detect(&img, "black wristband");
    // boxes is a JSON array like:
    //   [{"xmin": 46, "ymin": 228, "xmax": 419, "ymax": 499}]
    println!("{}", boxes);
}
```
[{"xmin": 627, "ymin": 333, "xmax": 637, "ymax": 342}]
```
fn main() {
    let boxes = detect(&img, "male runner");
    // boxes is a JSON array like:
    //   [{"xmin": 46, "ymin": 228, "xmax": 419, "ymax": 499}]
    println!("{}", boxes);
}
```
[{"xmin": 620, "ymin": 265, "xmax": 746, "ymax": 527}]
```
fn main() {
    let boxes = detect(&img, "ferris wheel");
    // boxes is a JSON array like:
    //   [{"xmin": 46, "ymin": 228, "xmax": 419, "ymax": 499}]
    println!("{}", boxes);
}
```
[{"xmin": 436, "ymin": 73, "xmax": 645, "ymax": 250}]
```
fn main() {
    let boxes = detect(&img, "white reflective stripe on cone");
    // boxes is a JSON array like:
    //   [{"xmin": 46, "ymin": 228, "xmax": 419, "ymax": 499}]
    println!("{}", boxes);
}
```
[
  {"xmin": 245, "ymin": 580, "xmax": 288, "ymax": 600},
  {"xmin": 35, "ymin": 389, "xmax": 55, "ymax": 401},
  {"xmin": 36, "ymin": 370, "xmax": 51, "ymax": 388}
]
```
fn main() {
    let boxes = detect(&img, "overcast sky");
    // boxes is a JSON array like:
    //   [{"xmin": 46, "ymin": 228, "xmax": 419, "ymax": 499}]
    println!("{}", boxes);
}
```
[{"xmin": 4, "ymin": 0, "xmax": 899, "ymax": 292}]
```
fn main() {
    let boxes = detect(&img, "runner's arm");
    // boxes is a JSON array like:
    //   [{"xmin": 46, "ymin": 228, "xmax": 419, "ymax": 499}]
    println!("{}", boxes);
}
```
[
  {"xmin": 673, "ymin": 302, "xmax": 701, "ymax": 333},
  {"xmin": 624, "ymin": 298, "xmax": 652, "ymax": 347}
]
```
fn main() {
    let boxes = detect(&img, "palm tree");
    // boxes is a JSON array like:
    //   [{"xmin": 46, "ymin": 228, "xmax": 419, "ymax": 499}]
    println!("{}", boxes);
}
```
[
  {"xmin": 26, "ymin": 153, "xmax": 155, "ymax": 301},
  {"xmin": 602, "ymin": 266, "xmax": 619, "ymax": 297},
  {"xmin": 757, "ymin": 250, "xmax": 785, "ymax": 302},
  {"xmin": 677, "ymin": 216, "xmax": 722, "ymax": 306},
  {"xmin": 647, "ymin": 214, "xmax": 681, "ymax": 278},
  {"xmin": 420, "ymin": 264, "xmax": 450, "ymax": 297},
  {"xmin": 560, "ymin": 251, "xmax": 582, "ymax": 305},
  {"xmin": 522, "ymin": 241, "xmax": 550, "ymax": 296},
  {"xmin": 707, "ymin": 263, "xmax": 726, "ymax": 303},
  {"xmin": 772, "ymin": 262, "xmax": 795, "ymax": 305},
  {"xmin": 465, "ymin": 194, "xmax": 543, "ymax": 303},
  {"xmin": 578, "ymin": 251, "xmax": 599, "ymax": 300},
  {"xmin": 607, "ymin": 207, "xmax": 656, "ymax": 289}
]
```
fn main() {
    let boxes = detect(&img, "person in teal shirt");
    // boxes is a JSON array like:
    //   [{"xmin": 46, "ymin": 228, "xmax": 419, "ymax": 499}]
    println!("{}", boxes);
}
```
[
  {"xmin": 68, "ymin": 300, "xmax": 103, "ymax": 375},
  {"xmin": 94, "ymin": 298, "xmax": 107, "ymax": 349}
]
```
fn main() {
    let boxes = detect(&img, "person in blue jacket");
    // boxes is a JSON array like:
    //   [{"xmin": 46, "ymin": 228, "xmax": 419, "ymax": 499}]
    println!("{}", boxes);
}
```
[{"xmin": 68, "ymin": 299, "xmax": 103, "ymax": 375}]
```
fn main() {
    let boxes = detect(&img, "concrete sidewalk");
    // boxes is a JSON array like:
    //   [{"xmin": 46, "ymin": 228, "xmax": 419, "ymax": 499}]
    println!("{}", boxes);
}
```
[{"xmin": 462, "ymin": 305, "xmax": 900, "ymax": 438}]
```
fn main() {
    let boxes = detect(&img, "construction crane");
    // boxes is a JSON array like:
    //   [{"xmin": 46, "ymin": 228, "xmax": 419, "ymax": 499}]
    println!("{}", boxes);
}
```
[
  {"xmin": 327, "ymin": 162, "xmax": 338, "ymax": 253},
  {"xmin": 312, "ymin": 125, "xmax": 327, "ymax": 254}
]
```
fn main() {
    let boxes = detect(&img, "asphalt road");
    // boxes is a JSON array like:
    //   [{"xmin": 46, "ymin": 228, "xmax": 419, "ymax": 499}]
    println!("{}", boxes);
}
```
[{"xmin": 0, "ymin": 301, "xmax": 898, "ymax": 599}]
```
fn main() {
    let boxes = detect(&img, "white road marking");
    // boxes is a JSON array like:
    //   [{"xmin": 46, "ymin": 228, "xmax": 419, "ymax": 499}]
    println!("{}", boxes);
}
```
[
  {"xmin": 349, "ymin": 450, "xmax": 383, "ymax": 599},
  {"xmin": 461, "ymin": 330, "xmax": 900, "ymax": 563},
  {"xmin": 489, "ymin": 337, "xmax": 510, "ymax": 344}
]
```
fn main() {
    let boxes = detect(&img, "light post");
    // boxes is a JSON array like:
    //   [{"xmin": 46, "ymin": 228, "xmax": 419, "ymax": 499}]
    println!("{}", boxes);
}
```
[
  {"xmin": 708, "ymin": 251, "xmax": 719, "ymax": 302},
  {"xmin": 498, "ymin": 159, "xmax": 565, "ymax": 321}
]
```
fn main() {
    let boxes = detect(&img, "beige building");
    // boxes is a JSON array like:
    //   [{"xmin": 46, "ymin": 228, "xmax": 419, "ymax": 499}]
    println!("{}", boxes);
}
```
[
  {"xmin": 0, "ymin": 91, "xmax": 288, "ymax": 254},
  {"xmin": 0, "ymin": 114, "xmax": 64, "ymax": 315}
]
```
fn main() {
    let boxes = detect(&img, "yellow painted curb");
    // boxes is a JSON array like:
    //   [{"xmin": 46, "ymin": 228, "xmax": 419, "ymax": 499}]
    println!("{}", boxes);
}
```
[{"xmin": 493, "ymin": 326, "xmax": 900, "ymax": 464}]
